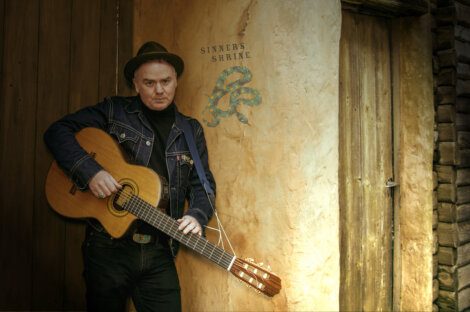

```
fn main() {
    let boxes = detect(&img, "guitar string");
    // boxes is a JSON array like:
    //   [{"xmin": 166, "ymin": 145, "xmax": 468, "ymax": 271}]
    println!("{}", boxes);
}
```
[
  {"xmin": 114, "ymin": 188, "xmax": 277, "ymax": 291},
  {"xmin": 115, "ymin": 188, "xmax": 235, "ymax": 268},
  {"xmin": 125, "ymin": 193, "xmax": 231, "ymax": 267},
  {"xmin": 125, "ymin": 197, "xmax": 229, "ymax": 264},
  {"xmin": 116, "ymin": 189, "xmax": 273, "ymax": 292},
  {"xmin": 128, "ymin": 195, "xmax": 233, "ymax": 269}
]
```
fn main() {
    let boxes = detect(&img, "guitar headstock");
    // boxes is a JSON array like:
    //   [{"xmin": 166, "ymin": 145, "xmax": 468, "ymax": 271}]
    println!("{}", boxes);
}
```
[{"xmin": 229, "ymin": 257, "xmax": 281, "ymax": 297}]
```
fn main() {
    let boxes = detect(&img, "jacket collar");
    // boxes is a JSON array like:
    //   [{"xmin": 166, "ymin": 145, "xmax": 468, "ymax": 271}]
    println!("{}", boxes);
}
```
[
  {"xmin": 124, "ymin": 96, "xmax": 187, "ymax": 142},
  {"xmin": 124, "ymin": 96, "xmax": 144, "ymax": 114},
  {"xmin": 124, "ymin": 96, "xmax": 183, "ymax": 119}
]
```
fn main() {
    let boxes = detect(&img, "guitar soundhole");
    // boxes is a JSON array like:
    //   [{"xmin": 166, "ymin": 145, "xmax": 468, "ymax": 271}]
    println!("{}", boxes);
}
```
[
  {"xmin": 107, "ymin": 179, "xmax": 138, "ymax": 217},
  {"xmin": 114, "ymin": 184, "xmax": 134, "ymax": 211}
]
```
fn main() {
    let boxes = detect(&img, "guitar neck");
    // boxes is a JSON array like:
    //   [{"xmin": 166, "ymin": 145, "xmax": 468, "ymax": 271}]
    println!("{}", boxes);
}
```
[{"xmin": 123, "ymin": 194, "xmax": 236, "ymax": 270}]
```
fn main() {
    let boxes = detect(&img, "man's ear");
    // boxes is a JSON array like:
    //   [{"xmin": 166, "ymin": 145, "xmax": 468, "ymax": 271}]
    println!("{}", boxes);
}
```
[{"xmin": 133, "ymin": 78, "xmax": 139, "ymax": 93}]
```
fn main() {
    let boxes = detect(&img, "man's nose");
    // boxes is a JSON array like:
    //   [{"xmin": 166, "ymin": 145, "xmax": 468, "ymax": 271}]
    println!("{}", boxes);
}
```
[{"xmin": 155, "ymin": 83, "xmax": 164, "ymax": 94}]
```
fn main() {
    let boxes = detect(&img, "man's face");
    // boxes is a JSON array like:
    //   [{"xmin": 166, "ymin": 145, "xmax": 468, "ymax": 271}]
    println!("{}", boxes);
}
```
[{"xmin": 133, "ymin": 60, "xmax": 178, "ymax": 111}]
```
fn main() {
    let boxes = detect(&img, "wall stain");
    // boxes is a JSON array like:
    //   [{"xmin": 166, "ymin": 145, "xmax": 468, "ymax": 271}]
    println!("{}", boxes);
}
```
[{"xmin": 238, "ymin": 0, "xmax": 256, "ymax": 37}]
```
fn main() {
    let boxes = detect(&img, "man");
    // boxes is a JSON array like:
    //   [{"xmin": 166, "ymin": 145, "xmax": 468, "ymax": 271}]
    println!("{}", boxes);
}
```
[{"xmin": 44, "ymin": 41, "xmax": 216, "ymax": 311}]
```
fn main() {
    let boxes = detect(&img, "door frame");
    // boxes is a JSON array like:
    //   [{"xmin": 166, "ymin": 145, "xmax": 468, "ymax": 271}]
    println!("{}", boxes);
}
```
[{"xmin": 339, "ymin": 1, "xmax": 434, "ymax": 310}]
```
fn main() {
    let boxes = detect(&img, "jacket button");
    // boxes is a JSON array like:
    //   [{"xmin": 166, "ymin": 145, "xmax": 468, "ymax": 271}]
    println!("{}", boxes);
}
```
[
  {"xmin": 120, "ymin": 133, "xmax": 126, "ymax": 139},
  {"xmin": 146, "ymin": 140, "xmax": 151, "ymax": 146}
]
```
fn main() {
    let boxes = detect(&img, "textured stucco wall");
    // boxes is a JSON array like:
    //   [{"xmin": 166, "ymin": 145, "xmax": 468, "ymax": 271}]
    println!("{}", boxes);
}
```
[{"xmin": 133, "ymin": 0, "xmax": 341, "ymax": 310}]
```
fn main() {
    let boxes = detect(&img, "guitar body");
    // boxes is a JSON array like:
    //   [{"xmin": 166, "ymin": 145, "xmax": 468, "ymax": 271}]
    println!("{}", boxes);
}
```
[
  {"xmin": 45, "ymin": 127, "xmax": 164, "ymax": 238},
  {"xmin": 45, "ymin": 127, "xmax": 282, "ymax": 297}
]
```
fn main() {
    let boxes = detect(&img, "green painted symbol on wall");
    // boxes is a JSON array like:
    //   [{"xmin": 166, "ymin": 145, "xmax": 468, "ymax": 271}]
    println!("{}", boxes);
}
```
[{"xmin": 202, "ymin": 66, "xmax": 261, "ymax": 127}]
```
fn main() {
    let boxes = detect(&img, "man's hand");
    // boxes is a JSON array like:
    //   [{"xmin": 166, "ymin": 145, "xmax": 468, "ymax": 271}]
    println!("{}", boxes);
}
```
[
  {"xmin": 177, "ymin": 215, "xmax": 202, "ymax": 236},
  {"xmin": 89, "ymin": 170, "xmax": 122, "ymax": 199}
]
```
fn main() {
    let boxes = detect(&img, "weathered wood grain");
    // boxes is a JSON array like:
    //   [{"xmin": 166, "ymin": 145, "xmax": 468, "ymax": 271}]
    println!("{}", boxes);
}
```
[
  {"xmin": 438, "ymin": 123, "xmax": 456, "ymax": 142},
  {"xmin": 438, "ymin": 220, "xmax": 470, "ymax": 247},
  {"xmin": 437, "ymin": 104, "xmax": 456, "ymax": 123},
  {"xmin": 437, "ymin": 86, "xmax": 456, "ymax": 105},
  {"xmin": 117, "ymin": 0, "xmax": 134, "ymax": 96},
  {"xmin": 457, "ymin": 62, "xmax": 470, "ymax": 79},
  {"xmin": 436, "ymin": 3, "xmax": 470, "ymax": 27},
  {"xmin": 340, "ymin": 11, "xmax": 393, "ymax": 311},
  {"xmin": 437, "ymin": 165, "xmax": 456, "ymax": 183},
  {"xmin": 32, "ymin": 0, "xmax": 72, "ymax": 309},
  {"xmin": 342, "ymin": 0, "xmax": 428, "ymax": 17},
  {"xmin": 458, "ymin": 131, "xmax": 470, "ymax": 148},
  {"xmin": 457, "ymin": 97, "xmax": 470, "ymax": 113},
  {"xmin": 457, "ymin": 168, "xmax": 470, "ymax": 185},
  {"xmin": 439, "ymin": 243, "xmax": 470, "ymax": 266},
  {"xmin": 439, "ymin": 203, "xmax": 470, "ymax": 222},
  {"xmin": 0, "ymin": 0, "xmax": 38, "ymax": 308},
  {"xmin": 439, "ymin": 263, "xmax": 470, "ymax": 291},
  {"xmin": 439, "ymin": 142, "xmax": 458, "ymax": 165},
  {"xmin": 64, "ymin": 0, "xmax": 102, "ymax": 309}
]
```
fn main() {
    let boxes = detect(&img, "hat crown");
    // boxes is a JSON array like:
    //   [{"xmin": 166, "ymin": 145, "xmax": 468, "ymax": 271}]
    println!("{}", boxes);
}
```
[
  {"xmin": 137, "ymin": 41, "xmax": 168, "ymax": 56},
  {"xmin": 124, "ymin": 41, "xmax": 184, "ymax": 87}
]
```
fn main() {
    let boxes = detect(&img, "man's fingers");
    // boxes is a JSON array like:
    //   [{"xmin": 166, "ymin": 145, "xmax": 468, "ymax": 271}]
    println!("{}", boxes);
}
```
[
  {"xmin": 192, "ymin": 226, "xmax": 202, "ymax": 236},
  {"xmin": 177, "ymin": 216, "xmax": 202, "ymax": 235},
  {"xmin": 183, "ymin": 222, "xmax": 196, "ymax": 234},
  {"xmin": 89, "ymin": 170, "xmax": 121, "ymax": 198},
  {"xmin": 177, "ymin": 218, "xmax": 190, "ymax": 231},
  {"xmin": 103, "ymin": 178, "xmax": 120, "ymax": 194}
]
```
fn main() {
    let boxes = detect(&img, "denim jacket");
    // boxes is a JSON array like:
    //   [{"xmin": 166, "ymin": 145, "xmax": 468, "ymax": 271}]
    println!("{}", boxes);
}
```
[{"xmin": 44, "ymin": 96, "xmax": 216, "ymax": 255}]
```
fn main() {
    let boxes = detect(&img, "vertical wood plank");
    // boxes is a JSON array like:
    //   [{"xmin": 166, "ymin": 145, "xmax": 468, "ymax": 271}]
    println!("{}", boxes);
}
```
[
  {"xmin": 99, "ymin": 0, "xmax": 118, "ymax": 98},
  {"xmin": 64, "ymin": 0, "xmax": 102, "ymax": 309},
  {"xmin": 0, "ymin": 0, "xmax": 4, "ymax": 91},
  {"xmin": 359, "ymin": 15, "xmax": 393, "ymax": 311},
  {"xmin": 98, "ymin": 0, "xmax": 134, "ymax": 97},
  {"xmin": 32, "ymin": 0, "xmax": 72, "ymax": 309},
  {"xmin": 0, "ymin": 0, "xmax": 39, "ymax": 309},
  {"xmin": 339, "ymin": 10, "xmax": 394, "ymax": 312},
  {"xmin": 392, "ymin": 15, "xmax": 434, "ymax": 311},
  {"xmin": 339, "ymin": 11, "xmax": 365, "ymax": 311},
  {"xmin": 117, "ymin": 0, "xmax": 134, "ymax": 96}
]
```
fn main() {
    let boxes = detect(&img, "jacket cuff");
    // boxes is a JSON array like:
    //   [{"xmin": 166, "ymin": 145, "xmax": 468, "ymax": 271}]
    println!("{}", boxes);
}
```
[
  {"xmin": 185, "ymin": 208, "xmax": 209, "ymax": 228},
  {"xmin": 70, "ymin": 154, "xmax": 103, "ymax": 190}
]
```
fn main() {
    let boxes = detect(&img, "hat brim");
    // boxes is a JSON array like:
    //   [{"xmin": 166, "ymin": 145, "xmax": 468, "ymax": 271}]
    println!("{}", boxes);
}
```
[{"xmin": 124, "ymin": 52, "xmax": 184, "ymax": 86}]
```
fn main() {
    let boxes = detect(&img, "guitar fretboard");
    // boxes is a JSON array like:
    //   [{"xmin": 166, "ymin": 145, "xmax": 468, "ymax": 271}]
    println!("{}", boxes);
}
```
[{"xmin": 123, "ymin": 194, "xmax": 235, "ymax": 270}]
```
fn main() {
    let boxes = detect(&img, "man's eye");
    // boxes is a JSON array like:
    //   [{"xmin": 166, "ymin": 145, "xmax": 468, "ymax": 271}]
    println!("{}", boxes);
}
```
[{"xmin": 145, "ymin": 81, "xmax": 153, "ymax": 86}]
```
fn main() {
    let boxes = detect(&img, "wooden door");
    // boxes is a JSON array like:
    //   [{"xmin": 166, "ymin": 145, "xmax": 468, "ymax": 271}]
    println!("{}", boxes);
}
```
[
  {"xmin": 0, "ymin": 0, "xmax": 132, "ymax": 309},
  {"xmin": 339, "ymin": 11, "xmax": 394, "ymax": 311}
]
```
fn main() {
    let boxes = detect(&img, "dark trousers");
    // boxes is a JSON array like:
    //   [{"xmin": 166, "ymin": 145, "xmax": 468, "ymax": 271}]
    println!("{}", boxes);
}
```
[{"xmin": 82, "ymin": 228, "xmax": 181, "ymax": 312}]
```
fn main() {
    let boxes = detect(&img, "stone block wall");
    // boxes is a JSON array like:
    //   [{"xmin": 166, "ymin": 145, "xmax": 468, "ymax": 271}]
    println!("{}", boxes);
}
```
[{"xmin": 433, "ymin": 0, "xmax": 470, "ymax": 310}]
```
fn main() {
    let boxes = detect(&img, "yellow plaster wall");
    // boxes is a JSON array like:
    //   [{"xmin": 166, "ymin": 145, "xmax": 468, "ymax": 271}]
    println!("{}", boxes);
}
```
[{"xmin": 133, "ymin": 0, "xmax": 341, "ymax": 310}]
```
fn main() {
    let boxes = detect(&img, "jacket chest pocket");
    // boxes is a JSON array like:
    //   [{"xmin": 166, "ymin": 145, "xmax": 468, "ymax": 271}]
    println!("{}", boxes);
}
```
[
  {"xmin": 109, "ymin": 124, "xmax": 141, "ymax": 159},
  {"xmin": 176, "ymin": 153, "xmax": 194, "ymax": 186}
]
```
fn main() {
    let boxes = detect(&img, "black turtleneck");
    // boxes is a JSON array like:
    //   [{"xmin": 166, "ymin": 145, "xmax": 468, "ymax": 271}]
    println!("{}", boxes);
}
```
[
  {"xmin": 141, "ymin": 101, "xmax": 176, "ymax": 181},
  {"xmin": 139, "ymin": 101, "xmax": 175, "ymax": 236}
]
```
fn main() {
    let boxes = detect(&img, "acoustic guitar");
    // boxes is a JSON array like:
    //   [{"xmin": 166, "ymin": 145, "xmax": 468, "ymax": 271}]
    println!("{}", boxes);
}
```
[{"xmin": 45, "ymin": 127, "xmax": 281, "ymax": 297}]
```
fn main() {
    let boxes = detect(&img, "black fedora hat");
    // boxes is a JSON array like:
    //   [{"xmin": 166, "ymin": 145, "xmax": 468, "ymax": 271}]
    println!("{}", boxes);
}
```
[{"xmin": 124, "ymin": 41, "xmax": 184, "ymax": 86}]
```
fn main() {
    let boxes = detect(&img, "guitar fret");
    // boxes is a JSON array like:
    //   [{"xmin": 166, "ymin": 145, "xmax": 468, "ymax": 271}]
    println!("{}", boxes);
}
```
[
  {"xmin": 216, "ymin": 248, "xmax": 225, "ymax": 265},
  {"xmin": 192, "ymin": 235, "xmax": 199, "ymax": 250},
  {"xmin": 47, "ymin": 127, "xmax": 280, "ymax": 298},
  {"xmin": 122, "ymin": 194, "xmax": 234, "ymax": 270},
  {"xmin": 201, "ymin": 239, "xmax": 208, "ymax": 254},
  {"xmin": 208, "ymin": 244, "xmax": 217, "ymax": 261}
]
